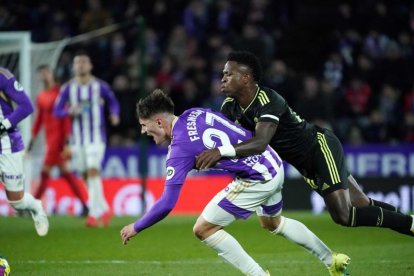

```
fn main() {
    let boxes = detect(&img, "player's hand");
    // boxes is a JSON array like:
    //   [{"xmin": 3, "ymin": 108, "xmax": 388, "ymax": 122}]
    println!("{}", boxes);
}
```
[
  {"xmin": 69, "ymin": 105, "xmax": 81, "ymax": 117},
  {"xmin": 61, "ymin": 145, "xmax": 72, "ymax": 160},
  {"xmin": 110, "ymin": 115, "xmax": 120, "ymax": 126},
  {"xmin": 120, "ymin": 223, "xmax": 137, "ymax": 245},
  {"xmin": 26, "ymin": 139, "xmax": 34, "ymax": 154},
  {"xmin": 195, "ymin": 148, "xmax": 221, "ymax": 170}
]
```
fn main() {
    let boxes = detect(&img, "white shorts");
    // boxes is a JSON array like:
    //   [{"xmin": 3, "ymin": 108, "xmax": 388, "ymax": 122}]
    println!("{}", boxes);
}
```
[
  {"xmin": 71, "ymin": 143, "xmax": 106, "ymax": 172},
  {"xmin": 0, "ymin": 151, "xmax": 25, "ymax": 192},
  {"xmin": 201, "ymin": 168, "xmax": 285, "ymax": 227}
]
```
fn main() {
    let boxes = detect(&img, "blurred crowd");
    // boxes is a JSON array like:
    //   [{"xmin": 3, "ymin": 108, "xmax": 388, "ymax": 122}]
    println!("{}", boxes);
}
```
[{"xmin": 2, "ymin": 0, "xmax": 414, "ymax": 145}]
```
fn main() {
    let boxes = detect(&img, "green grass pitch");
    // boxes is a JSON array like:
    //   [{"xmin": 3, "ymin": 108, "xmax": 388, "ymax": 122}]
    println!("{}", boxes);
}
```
[{"xmin": 1, "ymin": 212, "xmax": 413, "ymax": 275}]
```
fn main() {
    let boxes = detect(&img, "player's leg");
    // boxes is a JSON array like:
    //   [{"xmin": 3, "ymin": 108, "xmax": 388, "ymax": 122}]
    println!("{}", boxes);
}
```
[
  {"xmin": 1, "ymin": 151, "xmax": 49, "ymax": 236},
  {"xmin": 348, "ymin": 174, "xmax": 401, "ymax": 213},
  {"xmin": 35, "ymin": 147, "xmax": 65, "ymax": 199},
  {"xmin": 85, "ymin": 143, "xmax": 111, "ymax": 226},
  {"xmin": 59, "ymin": 161, "xmax": 88, "ymax": 215},
  {"xmin": 257, "ymin": 172, "xmax": 350, "ymax": 274},
  {"xmin": 259, "ymin": 215, "xmax": 350, "ymax": 276},
  {"xmin": 315, "ymin": 129, "xmax": 414, "ymax": 236},
  {"xmin": 194, "ymin": 179, "xmax": 269, "ymax": 276},
  {"xmin": 71, "ymin": 145, "xmax": 96, "ymax": 226},
  {"xmin": 34, "ymin": 164, "xmax": 52, "ymax": 199}
]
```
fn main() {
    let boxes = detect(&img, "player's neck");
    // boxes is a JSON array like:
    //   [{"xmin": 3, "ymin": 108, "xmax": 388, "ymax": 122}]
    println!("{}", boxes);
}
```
[
  {"xmin": 238, "ymin": 84, "xmax": 259, "ymax": 109},
  {"xmin": 169, "ymin": 115, "xmax": 178, "ymax": 139},
  {"xmin": 44, "ymin": 80, "xmax": 56, "ymax": 90},
  {"xmin": 76, "ymin": 75, "xmax": 93, "ymax": 85}
]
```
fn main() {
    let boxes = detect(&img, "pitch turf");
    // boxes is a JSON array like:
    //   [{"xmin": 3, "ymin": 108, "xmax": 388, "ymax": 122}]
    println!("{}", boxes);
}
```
[{"xmin": 0, "ymin": 212, "xmax": 413, "ymax": 275}]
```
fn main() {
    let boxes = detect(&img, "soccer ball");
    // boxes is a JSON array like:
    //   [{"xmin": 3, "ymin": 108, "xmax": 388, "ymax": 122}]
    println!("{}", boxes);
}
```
[{"xmin": 0, "ymin": 256, "xmax": 10, "ymax": 276}]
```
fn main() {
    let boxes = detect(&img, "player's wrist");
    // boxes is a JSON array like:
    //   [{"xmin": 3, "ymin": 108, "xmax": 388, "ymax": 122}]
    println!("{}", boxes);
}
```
[
  {"xmin": 1, "ymin": 119, "xmax": 11, "ymax": 130},
  {"xmin": 0, "ymin": 119, "xmax": 10, "ymax": 134},
  {"xmin": 218, "ymin": 145, "xmax": 236, "ymax": 157}
]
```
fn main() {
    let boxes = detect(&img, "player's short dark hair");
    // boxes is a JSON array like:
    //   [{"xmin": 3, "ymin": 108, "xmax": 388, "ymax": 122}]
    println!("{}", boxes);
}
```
[
  {"xmin": 227, "ymin": 51, "xmax": 262, "ymax": 82},
  {"xmin": 137, "ymin": 89, "xmax": 175, "ymax": 119},
  {"xmin": 74, "ymin": 49, "xmax": 91, "ymax": 59}
]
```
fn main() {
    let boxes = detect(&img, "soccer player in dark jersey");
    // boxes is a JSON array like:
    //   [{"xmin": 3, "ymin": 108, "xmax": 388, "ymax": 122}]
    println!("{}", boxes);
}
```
[
  {"xmin": 196, "ymin": 51, "xmax": 414, "ymax": 237},
  {"xmin": 120, "ymin": 89, "xmax": 350, "ymax": 276},
  {"xmin": 27, "ymin": 65, "xmax": 88, "ymax": 215}
]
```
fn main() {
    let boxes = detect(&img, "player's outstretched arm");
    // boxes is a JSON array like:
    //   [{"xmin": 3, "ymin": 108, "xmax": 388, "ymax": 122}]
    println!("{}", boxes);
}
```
[
  {"xmin": 195, "ymin": 121, "xmax": 278, "ymax": 170},
  {"xmin": 120, "ymin": 184, "xmax": 182, "ymax": 245}
]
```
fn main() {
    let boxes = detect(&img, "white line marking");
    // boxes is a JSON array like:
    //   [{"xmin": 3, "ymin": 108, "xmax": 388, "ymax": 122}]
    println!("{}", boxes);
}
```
[{"xmin": 15, "ymin": 259, "xmax": 402, "ymax": 265}]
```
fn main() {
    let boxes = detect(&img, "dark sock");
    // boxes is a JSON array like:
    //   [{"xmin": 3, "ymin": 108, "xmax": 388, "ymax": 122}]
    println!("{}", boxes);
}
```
[
  {"xmin": 35, "ymin": 171, "xmax": 50, "ymax": 199},
  {"xmin": 62, "ymin": 172, "xmax": 87, "ymax": 206},
  {"xmin": 369, "ymin": 198, "xmax": 402, "ymax": 214},
  {"xmin": 349, "ymin": 206, "xmax": 413, "ymax": 236}
]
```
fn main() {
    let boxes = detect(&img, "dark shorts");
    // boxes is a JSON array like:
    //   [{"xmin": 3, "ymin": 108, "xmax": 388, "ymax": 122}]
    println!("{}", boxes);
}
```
[{"xmin": 299, "ymin": 127, "xmax": 349, "ymax": 196}]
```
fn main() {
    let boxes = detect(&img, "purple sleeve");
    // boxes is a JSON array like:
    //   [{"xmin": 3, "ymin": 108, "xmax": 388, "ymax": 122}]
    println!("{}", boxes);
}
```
[
  {"xmin": 133, "ymin": 184, "xmax": 182, "ymax": 233},
  {"xmin": 53, "ymin": 85, "xmax": 70, "ymax": 117},
  {"xmin": 101, "ymin": 81, "xmax": 120, "ymax": 116},
  {"xmin": 2, "ymin": 75, "xmax": 34, "ymax": 126}
]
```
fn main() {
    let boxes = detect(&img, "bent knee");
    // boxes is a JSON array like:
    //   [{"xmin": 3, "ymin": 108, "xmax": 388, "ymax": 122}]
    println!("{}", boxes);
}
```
[
  {"xmin": 259, "ymin": 216, "xmax": 281, "ymax": 232},
  {"xmin": 329, "ymin": 209, "xmax": 352, "ymax": 226},
  {"xmin": 86, "ymin": 168, "xmax": 99, "ymax": 177},
  {"xmin": 193, "ymin": 220, "xmax": 221, "ymax": 240},
  {"xmin": 193, "ymin": 224, "xmax": 205, "ymax": 240}
]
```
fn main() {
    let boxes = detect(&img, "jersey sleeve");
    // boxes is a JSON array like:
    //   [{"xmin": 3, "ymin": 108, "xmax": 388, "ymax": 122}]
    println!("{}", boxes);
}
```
[
  {"xmin": 0, "ymin": 69, "xmax": 34, "ymax": 128},
  {"xmin": 165, "ymin": 156, "xmax": 195, "ymax": 186},
  {"xmin": 53, "ymin": 84, "xmax": 70, "ymax": 118},
  {"xmin": 101, "ymin": 81, "xmax": 120, "ymax": 116},
  {"xmin": 133, "ymin": 184, "xmax": 182, "ymax": 233},
  {"xmin": 257, "ymin": 90, "xmax": 286, "ymax": 124}
]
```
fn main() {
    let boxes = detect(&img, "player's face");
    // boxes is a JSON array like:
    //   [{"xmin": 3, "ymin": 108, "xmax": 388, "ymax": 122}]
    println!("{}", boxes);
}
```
[
  {"xmin": 139, "ymin": 117, "xmax": 169, "ymax": 145},
  {"xmin": 73, "ymin": 55, "xmax": 93, "ymax": 77},
  {"xmin": 37, "ymin": 68, "xmax": 53, "ymax": 83},
  {"xmin": 221, "ymin": 61, "xmax": 246, "ymax": 97}
]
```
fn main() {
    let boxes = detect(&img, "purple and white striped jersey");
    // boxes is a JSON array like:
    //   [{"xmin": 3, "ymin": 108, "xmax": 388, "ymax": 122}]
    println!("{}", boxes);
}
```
[
  {"xmin": 165, "ymin": 108, "xmax": 282, "ymax": 186},
  {"xmin": 54, "ymin": 77, "xmax": 120, "ymax": 146},
  {"xmin": 0, "ymin": 68, "xmax": 34, "ymax": 154}
]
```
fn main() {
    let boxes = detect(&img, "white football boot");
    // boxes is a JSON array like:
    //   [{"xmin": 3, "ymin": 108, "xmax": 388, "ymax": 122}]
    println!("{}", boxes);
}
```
[{"xmin": 31, "ymin": 199, "xmax": 49, "ymax": 236}]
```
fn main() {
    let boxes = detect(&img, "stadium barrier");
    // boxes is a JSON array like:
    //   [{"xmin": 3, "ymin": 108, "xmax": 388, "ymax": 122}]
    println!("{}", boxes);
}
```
[
  {"xmin": 1, "ymin": 176, "xmax": 414, "ymax": 216},
  {"xmin": 0, "ymin": 144, "xmax": 413, "ymax": 216}
]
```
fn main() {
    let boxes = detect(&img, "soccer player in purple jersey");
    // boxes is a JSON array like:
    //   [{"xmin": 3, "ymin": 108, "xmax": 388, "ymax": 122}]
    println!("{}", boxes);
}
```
[
  {"xmin": 54, "ymin": 52, "xmax": 120, "ymax": 227},
  {"xmin": 120, "ymin": 89, "xmax": 350, "ymax": 276},
  {"xmin": 0, "ymin": 67, "xmax": 49, "ymax": 236}
]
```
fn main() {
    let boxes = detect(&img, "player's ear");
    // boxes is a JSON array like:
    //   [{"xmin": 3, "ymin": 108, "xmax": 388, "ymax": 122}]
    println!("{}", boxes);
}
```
[
  {"xmin": 156, "ymin": 118, "xmax": 162, "ymax": 127},
  {"xmin": 242, "ymin": 73, "xmax": 251, "ymax": 83}
]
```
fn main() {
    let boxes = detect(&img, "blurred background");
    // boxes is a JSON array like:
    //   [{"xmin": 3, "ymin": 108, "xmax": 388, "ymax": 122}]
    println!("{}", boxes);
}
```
[{"xmin": 0, "ymin": 0, "xmax": 413, "ymax": 216}]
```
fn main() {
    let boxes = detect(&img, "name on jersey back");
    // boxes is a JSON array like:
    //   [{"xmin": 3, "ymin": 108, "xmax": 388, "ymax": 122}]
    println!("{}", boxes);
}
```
[{"xmin": 186, "ymin": 109, "xmax": 204, "ymax": 142}]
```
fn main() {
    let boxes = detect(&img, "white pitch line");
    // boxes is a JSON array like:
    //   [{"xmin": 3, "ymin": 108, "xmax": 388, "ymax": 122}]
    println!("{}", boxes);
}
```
[
  {"xmin": 15, "ymin": 259, "xmax": 402, "ymax": 265},
  {"xmin": 15, "ymin": 260, "xmax": 223, "ymax": 265}
]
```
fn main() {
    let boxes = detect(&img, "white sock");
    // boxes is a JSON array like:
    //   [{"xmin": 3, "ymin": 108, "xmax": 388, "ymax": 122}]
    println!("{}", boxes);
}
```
[
  {"xmin": 9, "ymin": 192, "xmax": 41, "ymax": 213},
  {"xmin": 203, "ymin": 229, "xmax": 267, "ymax": 276},
  {"xmin": 87, "ymin": 176, "xmax": 108, "ymax": 218},
  {"xmin": 410, "ymin": 215, "xmax": 414, "ymax": 231},
  {"xmin": 273, "ymin": 216, "xmax": 333, "ymax": 266}
]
